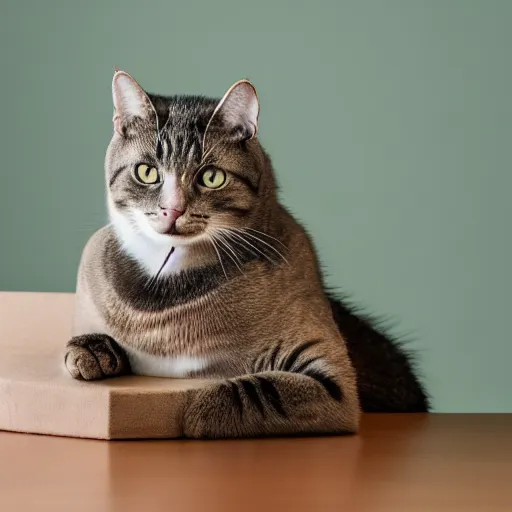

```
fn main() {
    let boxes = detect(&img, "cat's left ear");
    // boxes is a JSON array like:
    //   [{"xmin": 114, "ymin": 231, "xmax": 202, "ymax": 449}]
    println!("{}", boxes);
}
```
[{"xmin": 204, "ymin": 80, "xmax": 259, "ymax": 146}]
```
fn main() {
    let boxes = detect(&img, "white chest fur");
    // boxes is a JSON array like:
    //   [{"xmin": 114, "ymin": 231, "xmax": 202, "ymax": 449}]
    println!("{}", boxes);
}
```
[{"xmin": 124, "ymin": 346, "xmax": 208, "ymax": 378}]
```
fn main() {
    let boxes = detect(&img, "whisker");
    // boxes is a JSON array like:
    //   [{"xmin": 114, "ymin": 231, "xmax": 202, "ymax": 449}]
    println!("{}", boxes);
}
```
[
  {"xmin": 143, "ymin": 245, "xmax": 175, "ymax": 293},
  {"xmin": 200, "ymin": 138, "xmax": 223, "ymax": 165},
  {"xmin": 242, "ymin": 227, "xmax": 288, "ymax": 249},
  {"xmin": 208, "ymin": 235, "xmax": 228, "ymax": 280},
  {"xmin": 219, "ymin": 229, "xmax": 261, "ymax": 260},
  {"xmin": 217, "ymin": 232, "xmax": 246, "ymax": 266},
  {"xmin": 145, "ymin": 271, "xmax": 160, "ymax": 294},
  {"xmin": 215, "ymin": 234, "xmax": 244, "ymax": 275},
  {"xmin": 154, "ymin": 246, "xmax": 175, "ymax": 281},
  {"xmin": 145, "ymin": 270, "xmax": 161, "ymax": 294},
  {"xmin": 230, "ymin": 228, "xmax": 289, "ymax": 264},
  {"xmin": 217, "ymin": 228, "xmax": 277, "ymax": 265}
]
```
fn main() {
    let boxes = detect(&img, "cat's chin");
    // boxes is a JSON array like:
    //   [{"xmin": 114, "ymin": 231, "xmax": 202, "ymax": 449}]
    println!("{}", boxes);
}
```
[
  {"xmin": 142, "ymin": 218, "xmax": 207, "ymax": 249},
  {"xmin": 150, "ymin": 230, "xmax": 206, "ymax": 248},
  {"xmin": 113, "ymin": 226, "xmax": 212, "ymax": 276}
]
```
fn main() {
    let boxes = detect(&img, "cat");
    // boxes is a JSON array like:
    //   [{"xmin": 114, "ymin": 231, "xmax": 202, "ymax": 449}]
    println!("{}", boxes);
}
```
[{"xmin": 65, "ymin": 71, "xmax": 429, "ymax": 439}]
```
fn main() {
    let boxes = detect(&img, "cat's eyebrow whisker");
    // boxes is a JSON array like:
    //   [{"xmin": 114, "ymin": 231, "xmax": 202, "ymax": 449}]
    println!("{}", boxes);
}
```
[
  {"xmin": 208, "ymin": 235, "xmax": 228, "ymax": 280},
  {"xmin": 200, "ymin": 138, "xmax": 223, "ymax": 165},
  {"xmin": 160, "ymin": 107, "xmax": 173, "ymax": 137}
]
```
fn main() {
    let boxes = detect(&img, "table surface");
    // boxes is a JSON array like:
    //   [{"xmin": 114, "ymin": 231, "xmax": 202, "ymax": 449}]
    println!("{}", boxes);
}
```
[{"xmin": 1, "ymin": 414, "xmax": 510, "ymax": 512}]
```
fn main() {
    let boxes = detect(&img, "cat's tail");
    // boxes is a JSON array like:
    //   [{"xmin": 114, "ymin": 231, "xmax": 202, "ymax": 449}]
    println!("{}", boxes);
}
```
[{"xmin": 327, "ymin": 293, "xmax": 430, "ymax": 413}]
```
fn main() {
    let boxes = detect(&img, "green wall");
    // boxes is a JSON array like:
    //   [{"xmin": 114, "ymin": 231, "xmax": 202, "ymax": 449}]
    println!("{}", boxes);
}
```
[{"xmin": 1, "ymin": 1, "xmax": 511, "ymax": 412}]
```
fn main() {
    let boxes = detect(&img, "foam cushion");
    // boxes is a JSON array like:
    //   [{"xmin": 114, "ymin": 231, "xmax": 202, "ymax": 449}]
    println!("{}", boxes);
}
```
[{"xmin": 0, "ymin": 292, "xmax": 209, "ymax": 439}]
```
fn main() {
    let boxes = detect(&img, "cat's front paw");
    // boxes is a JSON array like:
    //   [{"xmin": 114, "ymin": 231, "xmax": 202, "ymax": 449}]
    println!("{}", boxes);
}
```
[{"xmin": 64, "ymin": 334, "xmax": 131, "ymax": 381}]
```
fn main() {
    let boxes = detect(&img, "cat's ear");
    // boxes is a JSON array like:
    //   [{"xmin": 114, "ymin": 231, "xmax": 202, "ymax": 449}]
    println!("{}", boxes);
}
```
[
  {"xmin": 112, "ymin": 70, "xmax": 155, "ymax": 136},
  {"xmin": 204, "ymin": 80, "xmax": 259, "ymax": 146}
]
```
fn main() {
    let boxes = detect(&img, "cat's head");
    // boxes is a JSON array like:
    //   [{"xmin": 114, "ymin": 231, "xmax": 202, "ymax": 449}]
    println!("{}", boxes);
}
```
[{"xmin": 106, "ymin": 71, "xmax": 276, "ymax": 273}]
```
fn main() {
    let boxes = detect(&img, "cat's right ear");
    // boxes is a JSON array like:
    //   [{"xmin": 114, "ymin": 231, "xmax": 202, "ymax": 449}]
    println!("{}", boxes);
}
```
[
  {"xmin": 112, "ymin": 70, "xmax": 155, "ymax": 136},
  {"xmin": 203, "ymin": 80, "xmax": 259, "ymax": 148}
]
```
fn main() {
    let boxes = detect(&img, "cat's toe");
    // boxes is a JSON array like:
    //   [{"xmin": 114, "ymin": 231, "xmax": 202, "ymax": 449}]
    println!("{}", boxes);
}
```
[
  {"xmin": 64, "ymin": 334, "xmax": 131, "ymax": 380},
  {"xmin": 65, "ymin": 345, "xmax": 103, "ymax": 381}
]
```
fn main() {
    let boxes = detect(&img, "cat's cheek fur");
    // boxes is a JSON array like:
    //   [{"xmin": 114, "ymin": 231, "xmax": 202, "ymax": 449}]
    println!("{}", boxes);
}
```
[
  {"xmin": 109, "ymin": 204, "xmax": 170, "ymax": 275},
  {"xmin": 108, "ymin": 200, "xmax": 209, "ymax": 276}
]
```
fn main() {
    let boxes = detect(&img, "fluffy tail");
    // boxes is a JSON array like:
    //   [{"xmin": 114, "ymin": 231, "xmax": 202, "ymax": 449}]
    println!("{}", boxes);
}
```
[{"xmin": 328, "ymin": 293, "xmax": 430, "ymax": 412}]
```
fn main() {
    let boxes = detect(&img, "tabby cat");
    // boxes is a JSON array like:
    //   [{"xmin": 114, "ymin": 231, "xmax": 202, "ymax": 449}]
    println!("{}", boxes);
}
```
[{"xmin": 65, "ymin": 71, "xmax": 429, "ymax": 439}]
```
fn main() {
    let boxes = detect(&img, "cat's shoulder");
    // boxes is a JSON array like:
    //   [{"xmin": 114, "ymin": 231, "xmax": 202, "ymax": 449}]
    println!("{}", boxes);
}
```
[{"xmin": 80, "ymin": 225, "xmax": 116, "ymax": 265}]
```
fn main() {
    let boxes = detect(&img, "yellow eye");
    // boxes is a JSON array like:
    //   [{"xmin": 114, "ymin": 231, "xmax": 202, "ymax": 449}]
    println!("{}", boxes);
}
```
[
  {"xmin": 199, "ymin": 168, "xmax": 227, "ymax": 189},
  {"xmin": 135, "ymin": 164, "xmax": 160, "ymax": 184}
]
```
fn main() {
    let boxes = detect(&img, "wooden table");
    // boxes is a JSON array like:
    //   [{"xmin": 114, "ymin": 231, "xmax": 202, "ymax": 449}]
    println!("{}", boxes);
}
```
[{"xmin": 0, "ymin": 414, "xmax": 510, "ymax": 512}]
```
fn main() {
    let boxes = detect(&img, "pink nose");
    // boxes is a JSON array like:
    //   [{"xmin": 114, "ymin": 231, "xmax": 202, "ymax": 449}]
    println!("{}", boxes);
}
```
[
  {"xmin": 159, "ymin": 207, "xmax": 184, "ymax": 235},
  {"xmin": 160, "ymin": 207, "xmax": 183, "ymax": 223}
]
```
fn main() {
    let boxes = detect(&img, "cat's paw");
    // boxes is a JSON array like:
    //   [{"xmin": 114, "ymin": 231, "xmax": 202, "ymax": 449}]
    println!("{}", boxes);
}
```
[{"xmin": 64, "ymin": 334, "xmax": 131, "ymax": 381}]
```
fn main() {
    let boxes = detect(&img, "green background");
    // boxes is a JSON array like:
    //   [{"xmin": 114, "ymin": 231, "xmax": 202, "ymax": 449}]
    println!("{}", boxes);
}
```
[{"xmin": 1, "ymin": 1, "xmax": 511, "ymax": 412}]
